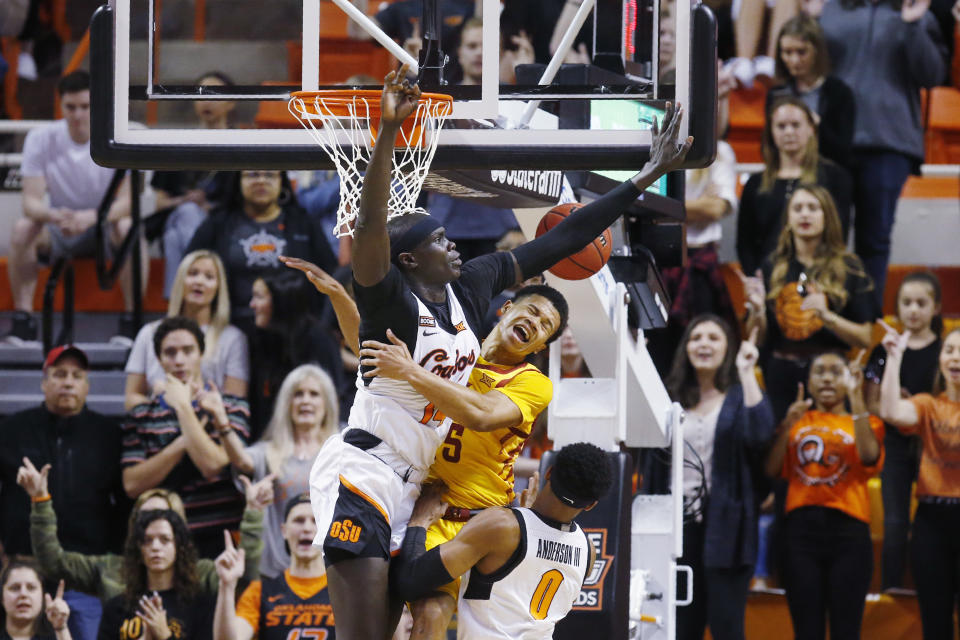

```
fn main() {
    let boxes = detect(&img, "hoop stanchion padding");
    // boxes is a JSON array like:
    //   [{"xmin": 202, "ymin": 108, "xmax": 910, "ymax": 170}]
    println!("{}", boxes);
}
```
[{"xmin": 288, "ymin": 90, "xmax": 453, "ymax": 237}]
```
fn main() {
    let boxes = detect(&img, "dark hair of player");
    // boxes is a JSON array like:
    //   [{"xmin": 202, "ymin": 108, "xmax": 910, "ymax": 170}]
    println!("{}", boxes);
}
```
[{"xmin": 550, "ymin": 442, "xmax": 614, "ymax": 508}]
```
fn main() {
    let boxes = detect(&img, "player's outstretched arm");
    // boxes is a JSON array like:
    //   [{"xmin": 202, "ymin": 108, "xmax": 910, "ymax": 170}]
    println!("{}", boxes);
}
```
[
  {"xmin": 360, "ymin": 330, "xmax": 523, "ymax": 431},
  {"xmin": 392, "ymin": 484, "xmax": 520, "ymax": 602},
  {"xmin": 510, "ymin": 103, "xmax": 692, "ymax": 282},
  {"xmin": 353, "ymin": 65, "xmax": 421, "ymax": 287},
  {"xmin": 280, "ymin": 256, "xmax": 362, "ymax": 356}
]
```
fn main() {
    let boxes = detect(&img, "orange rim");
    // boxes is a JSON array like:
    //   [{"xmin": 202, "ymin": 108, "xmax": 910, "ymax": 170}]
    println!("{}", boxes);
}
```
[{"xmin": 290, "ymin": 90, "xmax": 453, "ymax": 118}]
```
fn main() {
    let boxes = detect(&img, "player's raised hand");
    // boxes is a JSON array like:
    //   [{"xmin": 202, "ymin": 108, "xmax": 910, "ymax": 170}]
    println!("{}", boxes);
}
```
[
  {"xmin": 646, "ymin": 102, "xmax": 693, "ymax": 175},
  {"xmin": 519, "ymin": 471, "xmax": 540, "ymax": 508},
  {"xmin": 214, "ymin": 529, "xmax": 246, "ymax": 586},
  {"xmin": 16, "ymin": 457, "xmax": 50, "ymax": 499},
  {"xmin": 409, "ymin": 481, "xmax": 449, "ymax": 528},
  {"xmin": 280, "ymin": 256, "xmax": 344, "ymax": 298},
  {"xmin": 380, "ymin": 64, "xmax": 421, "ymax": 128},
  {"xmin": 360, "ymin": 329, "xmax": 416, "ymax": 379}
]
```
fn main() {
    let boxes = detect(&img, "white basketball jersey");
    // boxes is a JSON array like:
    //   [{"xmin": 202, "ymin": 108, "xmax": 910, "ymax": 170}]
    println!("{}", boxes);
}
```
[
  {"xmin": 348, "ymin": 284, "xmax": 480, "ymax": 472},
  {"xmin": 457, "ymin": 508, "xmax": 590, "ymax": 640}
]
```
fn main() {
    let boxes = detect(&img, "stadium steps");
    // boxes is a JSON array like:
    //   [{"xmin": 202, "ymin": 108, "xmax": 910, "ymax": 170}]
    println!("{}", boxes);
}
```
[
  {"xmin": 0, "ymin": 313, "xmax": 161, "ymax": 419},
  {"xmin": 0, "ymin": 343, "xmax": 130, "ymax": 418},
  {"xmin": 0, "ymin": 366, "xmax": 128, "ymax": 417}
]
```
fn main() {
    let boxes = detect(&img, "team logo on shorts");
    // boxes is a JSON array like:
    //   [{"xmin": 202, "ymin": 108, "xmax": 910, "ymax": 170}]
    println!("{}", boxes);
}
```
[{"xmin": 329, "ymin": 519, "xmax": 363, "ymax": 543}]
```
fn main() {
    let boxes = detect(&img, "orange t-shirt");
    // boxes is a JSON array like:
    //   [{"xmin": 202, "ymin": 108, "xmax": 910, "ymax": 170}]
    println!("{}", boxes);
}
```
[
  {"xmin": 235, "ymin": 571, "xmax": 331, "ymax": 634},
  {"xmin": 782, "ymin": 410, "xmax": 885, "ymax": 523},
  {"xmin": 905, "ymin": 394, "xmax": 960, "ymax": 499}
]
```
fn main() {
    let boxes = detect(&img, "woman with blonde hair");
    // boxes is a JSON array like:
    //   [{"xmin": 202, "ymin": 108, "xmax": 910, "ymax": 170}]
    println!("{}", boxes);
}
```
[
  {"xmin": 743, "ymin": 184, "xmax": 876, "ymax": 422},
  {"xmin": 222, "ymin": 364, "xmax": 340, "ymax": 578},
  {"xmin": 124, "ymin": 250, "xmax": 249, "ymax": 409},
  {"xmin": 736, "ymin": 97, "xmax": 851, "ymax": 276}
]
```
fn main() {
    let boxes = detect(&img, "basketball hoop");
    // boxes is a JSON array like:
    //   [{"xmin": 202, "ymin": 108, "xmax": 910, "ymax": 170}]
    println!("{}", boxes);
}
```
[{"xmin": 288, "ymin": 90, "xmax": 453, "ymax": 237}]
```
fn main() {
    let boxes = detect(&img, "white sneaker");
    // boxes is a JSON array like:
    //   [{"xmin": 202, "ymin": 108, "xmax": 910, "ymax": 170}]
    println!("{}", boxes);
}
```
[
  {"xmin": 724, "ymin": 57, "xmax": 755, "ymax": 88},
  {"xmin": 17, "ymin": 51, "xmax": 37, "ymax": 81}
]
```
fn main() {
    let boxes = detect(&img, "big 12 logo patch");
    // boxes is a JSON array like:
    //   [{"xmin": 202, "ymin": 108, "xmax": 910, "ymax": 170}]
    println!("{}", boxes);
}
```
[{"xmin": 572, "ymin": 528, "xmax": 613, "ymax": 611}]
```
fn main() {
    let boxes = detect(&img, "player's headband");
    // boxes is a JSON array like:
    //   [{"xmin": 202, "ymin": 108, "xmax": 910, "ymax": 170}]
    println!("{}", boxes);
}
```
[
  {"xmin": 391, "ymin": 216, "xmax": 443, "ymax": 262},
  {"xmin": 550, "ymin": 473, "xmax": 595, "ymax": 509}
]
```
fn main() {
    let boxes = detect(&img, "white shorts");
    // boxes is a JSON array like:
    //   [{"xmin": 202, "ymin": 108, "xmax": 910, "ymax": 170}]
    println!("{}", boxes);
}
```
[{"xmin": 309, "ymin": 431, "xmax": 421, "ymax": 558}]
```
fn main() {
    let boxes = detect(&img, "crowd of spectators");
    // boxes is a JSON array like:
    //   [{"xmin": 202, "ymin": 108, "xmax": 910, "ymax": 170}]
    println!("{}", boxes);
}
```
[{"xmin": 0, "ymin": 1, "xmax": 959, "ymax": 640}]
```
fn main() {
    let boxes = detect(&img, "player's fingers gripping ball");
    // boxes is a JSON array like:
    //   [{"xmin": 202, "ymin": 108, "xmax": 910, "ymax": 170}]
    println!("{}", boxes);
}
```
[{"xmin": 536, "ymin": 203, "xmax": 612, "ymax": 280}]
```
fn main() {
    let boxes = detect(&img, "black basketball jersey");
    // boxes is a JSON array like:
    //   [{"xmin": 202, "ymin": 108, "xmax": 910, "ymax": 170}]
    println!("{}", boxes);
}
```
[{"xmin": 258, "ymin": 573, "xmax": 336, "ymax": 640}]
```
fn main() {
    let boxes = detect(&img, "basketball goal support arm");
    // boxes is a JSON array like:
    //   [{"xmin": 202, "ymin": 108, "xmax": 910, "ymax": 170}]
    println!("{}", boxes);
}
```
[
  {"xmin": 517, "ymin": 0, "xmax": 596, "ymax": 128},
  {"xmin": 327, "ymin": 0, "xmax": 419, "ymax": 73}
]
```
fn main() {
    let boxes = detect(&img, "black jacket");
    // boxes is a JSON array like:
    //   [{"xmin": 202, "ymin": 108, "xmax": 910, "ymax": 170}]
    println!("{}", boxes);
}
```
[
  {"xmin": 0, "ymin": 405, "xmax": 126, "ymax": 556},
  {"xmin": 641, "ymin": 385, "xmax": 775, "ymax": 569}
]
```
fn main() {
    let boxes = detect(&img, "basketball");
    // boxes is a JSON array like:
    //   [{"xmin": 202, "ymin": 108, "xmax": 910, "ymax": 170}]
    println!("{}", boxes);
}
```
[{"xmin": 535, "ymin": 203, "xmax": 612, "ymax": 280}]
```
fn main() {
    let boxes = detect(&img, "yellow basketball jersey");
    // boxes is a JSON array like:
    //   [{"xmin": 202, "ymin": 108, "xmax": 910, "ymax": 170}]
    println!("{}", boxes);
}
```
[{"xmin": 429, "ymin": 357, "xmax": 552, "ymax": 509}]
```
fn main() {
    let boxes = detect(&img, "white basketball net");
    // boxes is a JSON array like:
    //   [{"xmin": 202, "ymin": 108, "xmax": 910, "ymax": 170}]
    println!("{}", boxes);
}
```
[{"xmin": 288, "ymin": 93, "xmax": 452, "ymax": 237}]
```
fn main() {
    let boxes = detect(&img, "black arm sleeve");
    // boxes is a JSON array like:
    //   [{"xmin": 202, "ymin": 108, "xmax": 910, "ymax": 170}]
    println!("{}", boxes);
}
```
[
  {"xmin": 510, "ymin": 180, "xmax": 641, "ymax": 280},
  {"xmin": 390, "ymin": 526, "xmax": 455, "ymax": 602}
]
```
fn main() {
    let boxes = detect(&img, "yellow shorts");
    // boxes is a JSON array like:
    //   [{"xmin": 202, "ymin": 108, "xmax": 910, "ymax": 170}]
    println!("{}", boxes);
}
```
[{"xmin": 424, "ymin": 517, "xmax": 467, "ymax": 601}]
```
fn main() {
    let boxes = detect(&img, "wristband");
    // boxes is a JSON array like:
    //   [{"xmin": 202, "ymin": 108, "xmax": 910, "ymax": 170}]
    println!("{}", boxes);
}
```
[
  {"xmin": 32, "ymin": 494, "xmax": 51, "ymax": 503},
  {"xmin": 218, "ymin": 424, "xmax": 234, "ymax": 437},
  {"xmin": 851, "ymin": 412, "xmax": 869, "ymax": 422}
]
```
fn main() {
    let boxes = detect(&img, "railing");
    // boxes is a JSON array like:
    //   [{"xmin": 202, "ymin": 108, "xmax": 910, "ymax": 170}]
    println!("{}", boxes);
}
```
[
  {"xmin": 0, "ymin": 120, "xmax": 143, "ymax": 351},
  {"xmin": 735, "ymin": 163, "xmax": 960, "ymax": 177},
  {"xmin": 38, "ymin": 166, "xmax": 143, "ymax": 351},
  {"xmin": 41, "ymin": 259, "xmax": 74, "ymax": 354}
]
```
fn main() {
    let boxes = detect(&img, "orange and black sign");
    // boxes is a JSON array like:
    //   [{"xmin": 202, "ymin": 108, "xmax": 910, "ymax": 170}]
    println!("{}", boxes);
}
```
[{"xmin": 572, "ymin": 528, "xmax": 614, "ymax": 611}]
